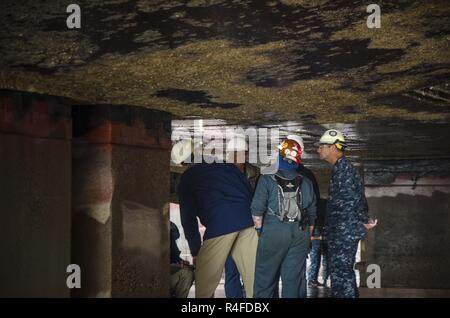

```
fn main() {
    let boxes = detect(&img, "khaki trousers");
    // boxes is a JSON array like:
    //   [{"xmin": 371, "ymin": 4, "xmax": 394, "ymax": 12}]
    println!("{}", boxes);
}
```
[{"xmin": 195, "ymin": 226, "xmax": 258, "ymax": 298}]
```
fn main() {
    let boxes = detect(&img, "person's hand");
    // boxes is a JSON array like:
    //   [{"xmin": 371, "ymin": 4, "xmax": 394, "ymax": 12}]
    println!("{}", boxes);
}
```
[
  {"xmin": 311, "ymin": 236, "xmax": 322, "ymax": 241},
  {"xmin": 253, "ymin": 216, "xmax": 263, "ymax": 229},
  {"xmin": 364, "ymin": 218, "xmax": 378, "ymax": 230},
  {"xmin": 309, "ymin": 226, "xmax": 314, "ymax": 236}
]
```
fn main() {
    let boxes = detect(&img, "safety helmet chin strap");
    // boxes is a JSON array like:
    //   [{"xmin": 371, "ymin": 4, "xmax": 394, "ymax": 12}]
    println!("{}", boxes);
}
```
[{"xmin": 332, "ymin": 138, "xmax": 346, "ymax": 151}]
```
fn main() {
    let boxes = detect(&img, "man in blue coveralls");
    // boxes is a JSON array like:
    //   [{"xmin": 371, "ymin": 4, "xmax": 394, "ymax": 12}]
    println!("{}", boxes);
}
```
[{"xmin": 252, "ymin": 136, "xmax": 317, "ymax": 298}]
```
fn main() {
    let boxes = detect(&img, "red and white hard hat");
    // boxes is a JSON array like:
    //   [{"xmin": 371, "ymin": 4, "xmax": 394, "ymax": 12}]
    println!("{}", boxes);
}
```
[
  {"xmin": 278, "ymin": 139, "xmax": 302, "ymax": 164},
  {"xmin": 287, "ymin": 134, "xmax": 304, "ymax": 152}
]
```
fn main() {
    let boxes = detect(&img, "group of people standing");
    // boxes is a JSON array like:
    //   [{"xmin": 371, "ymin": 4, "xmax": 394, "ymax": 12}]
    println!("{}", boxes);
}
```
[{"xmin": 170, "ymin": 129, "xmax": 377, "ymax": 298}]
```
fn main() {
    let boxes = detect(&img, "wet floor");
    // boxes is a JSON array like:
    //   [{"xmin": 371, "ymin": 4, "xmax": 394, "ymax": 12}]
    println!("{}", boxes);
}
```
[
  {"xmin": 187, "ymin": 283, "xmax": 450, "ymax": 298},
  {"xmin": 187, "ymin": 282, "xmax": 333, "ymax": 298}
]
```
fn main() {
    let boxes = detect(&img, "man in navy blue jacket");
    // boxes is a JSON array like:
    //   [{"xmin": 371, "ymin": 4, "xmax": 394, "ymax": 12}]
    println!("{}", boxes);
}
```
[{"xmin": 178, "ymin": 138, "xmax": 258, "ymax": 298}]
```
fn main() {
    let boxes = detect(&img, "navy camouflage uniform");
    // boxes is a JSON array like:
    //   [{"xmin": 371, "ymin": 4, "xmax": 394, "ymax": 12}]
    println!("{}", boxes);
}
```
[{"xmin": 326, "ymin": 156, "xmax": 369, "ymax": 298}]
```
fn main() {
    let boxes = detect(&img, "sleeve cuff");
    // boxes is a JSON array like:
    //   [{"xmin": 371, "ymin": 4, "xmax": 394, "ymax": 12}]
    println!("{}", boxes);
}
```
[{"xmin": 252, "ymin": 211, "xmax": 264, "ymax": 217}]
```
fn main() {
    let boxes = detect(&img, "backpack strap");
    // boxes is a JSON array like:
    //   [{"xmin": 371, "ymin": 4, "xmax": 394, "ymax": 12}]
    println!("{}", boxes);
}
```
[{"xmin": 295, "ymin": 177, "xmax": 303, "ymax": 222}]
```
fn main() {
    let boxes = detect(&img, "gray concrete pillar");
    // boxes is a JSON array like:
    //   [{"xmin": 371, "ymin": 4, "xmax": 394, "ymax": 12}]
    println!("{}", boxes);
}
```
[
  {"xmin": 363, "ymin": 160, "xmax": 450, "ymax": 289},
  {"xmin": 0, "ymin": 89, "xmax": 72, "ymax": 297},
  {"xmin": 71, "ymin": 105, "xmax": 171, "ymax": 297}
]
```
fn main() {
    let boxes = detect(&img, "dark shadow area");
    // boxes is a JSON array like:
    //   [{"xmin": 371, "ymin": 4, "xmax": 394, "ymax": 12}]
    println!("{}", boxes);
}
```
[{"xmin": 154, "ymin": 88, "xmax": 241, "ymax": 108}]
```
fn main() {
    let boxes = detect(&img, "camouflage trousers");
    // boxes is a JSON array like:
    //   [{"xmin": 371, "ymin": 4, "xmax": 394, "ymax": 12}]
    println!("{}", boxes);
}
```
[
  {"xmin": 328, "ymin": 238, "xmax": 359, "ymax": 298},
  {"xmin": 308, "ymin": 239, "xmax": 329, "ymax": 284}
]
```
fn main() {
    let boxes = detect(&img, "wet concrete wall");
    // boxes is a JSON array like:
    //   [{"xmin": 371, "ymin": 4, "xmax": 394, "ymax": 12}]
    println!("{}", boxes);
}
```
[
  {"xmin": 72, "ymin": 105, "xmax": 171, "ymax": 297},
  {"xmin": 362, "ymin": 160, "xmax": 450, "ymax": 289},
  {"xmin": 0, "ymin": 90, "xmax": 172, "ymax": 297},
  {"xmin": 0, "ymin": 90, "xmax": 72, "ymax": 297}
]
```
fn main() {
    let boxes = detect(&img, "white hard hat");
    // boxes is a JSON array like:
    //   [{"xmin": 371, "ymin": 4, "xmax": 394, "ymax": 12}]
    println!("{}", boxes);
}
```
[
  {"xmin": 203, "ymin": 139, "xmax": 225, "ymax": 161},
  {"xmin": 287, "ymin": 134, "xmax": 304, "ymax": 152},
  {"xmin": 226, "ymin": 135, "xmax": 248, "ymax": 152},
  {"xmin": 171, "ymin": 139, "xmax": 193, "ymax": 164},
  {"xmin": 319, "ymin": 129, "xmax": 346, "ymax": 150}
]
